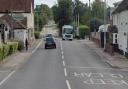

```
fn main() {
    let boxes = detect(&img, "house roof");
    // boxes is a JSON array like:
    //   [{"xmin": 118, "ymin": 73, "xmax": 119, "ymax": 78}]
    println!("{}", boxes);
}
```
[
  {"xmin": 0, "ymin": 14, "xmax": 27, "ymax": 29},
  {"xmin": 0, "ymin": 0, "xmax": 34, "ymax": 13},
  {"xmin": 113, "ymin": 0, "xmax": 128, "ymax": 14}
]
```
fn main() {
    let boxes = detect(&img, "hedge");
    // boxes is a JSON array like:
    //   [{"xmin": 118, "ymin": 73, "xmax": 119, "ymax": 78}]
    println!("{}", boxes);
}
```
[
  {"xmin": 0, "ymin": 45, "xmax": 4, "ymax": 61},
  {"xmin": 0, "ymin": 42, "xmax": 19, "ymax": 61},
  {"xmin": 34, "ymin": 31, "xmax": 41, "ymax": 39},
  {"xmin": 79, "ymin": 25, "xmax": 89, "ymax": 39},
  {"xmin": 7, "ymin": 42, "xmax": 18, "ymax": 54},
  {"xmin": 3, "ymin": 44, "xmax": 10, "ymax": 58}
]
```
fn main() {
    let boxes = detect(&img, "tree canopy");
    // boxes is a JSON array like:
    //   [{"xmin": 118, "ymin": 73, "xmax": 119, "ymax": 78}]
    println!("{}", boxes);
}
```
[{"xmin": 34, "ymin": 4, "xmax": 53, "ymax": 31}]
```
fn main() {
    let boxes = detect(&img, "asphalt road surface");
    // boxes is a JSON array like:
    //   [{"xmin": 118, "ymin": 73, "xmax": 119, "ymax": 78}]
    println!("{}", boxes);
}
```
[{"xmin": 0, "ymin": 39, "xmax": 128, "ymax": 89}]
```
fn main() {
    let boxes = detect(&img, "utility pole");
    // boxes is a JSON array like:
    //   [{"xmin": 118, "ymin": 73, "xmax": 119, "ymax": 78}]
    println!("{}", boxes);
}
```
[
  {"xmin": 36, "ymin": 12, "xmax": 39, "ymax": 31},
  {"xmin": 104, "ymin": 0, "xmax": 107, "ymax": 48},
  {"xmin": 77, "ymin": 13, "xmax": 79, "ymax": 36},
  {"xmin": 89, "ymin": 0, "xmax": 91, "ymax": 40}
]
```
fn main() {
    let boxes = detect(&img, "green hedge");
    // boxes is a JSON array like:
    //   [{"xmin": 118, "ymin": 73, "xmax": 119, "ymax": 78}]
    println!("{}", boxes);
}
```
[
  {"xmin": 7, "ymin": 42, "xmax": 18, "ymax": 54},
  {"xmin": 0, "ymin": 42, "xmax": 18, "ymax": 61},
  {"xmin": 3, "ymin": 44, "xmax": 10, "ymax": 58},
  {"xmin": 17, "ymin": 41, "xmax": 24, "ymax": 51},
  {"xmin": 0, "ymin": 45, "xmax": 4, "ymax": 61},
  {"xmin": 34, "ymin": 31, "xmax": 40, "ymax": 39},
  {"xmin": 79, "ymin": 25, "xmax": 89, "ymax": 39}
]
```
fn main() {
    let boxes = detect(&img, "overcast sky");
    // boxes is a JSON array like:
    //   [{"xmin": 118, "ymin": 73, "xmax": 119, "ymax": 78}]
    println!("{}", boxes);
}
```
[{"xmin": 35, "ymin": 0, "xmax": 122, "ymax": 7}]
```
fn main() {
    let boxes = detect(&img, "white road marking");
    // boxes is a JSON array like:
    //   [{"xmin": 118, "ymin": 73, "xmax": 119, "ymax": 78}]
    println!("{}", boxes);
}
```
[
  {"xmin": 67, "ymin": 66, "xmax": 118, "ymax": 70},
  {"xmin": 32, "ymin": 40, "xmax": 42, "ymax": 54},
  {"xmin": 0, "ymin": 71, "xmax": 15, "ymax": 86},
  {"xmin": 66, "ymin": 80, "xmax": 72, "ymax": 89},
  {"xmin": 62, "ymin": 55, "xmax": 64, "ymax": 59},
  {"xmin": 61, "ymin": 51, "xmax": 64, "ymax": 55},
  {"xmin": 63, "ymin": 60, "xmax": 66, "ymax": 66},
  {"xmin": 64, "ymin": 68, "xmax": 67, "ymax": 77}
]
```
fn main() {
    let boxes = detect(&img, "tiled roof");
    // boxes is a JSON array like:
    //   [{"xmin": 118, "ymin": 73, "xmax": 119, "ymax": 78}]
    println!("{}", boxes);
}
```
[
  {"xmin": 0, "ymin": 14, "xmax": 27, "ymax": 29},
  {"xmin": 0, "ymin": 0, "xmax": 34, "ymax": 13},
  {"xmin": 113, "ymin": 0, "xmax": 128, "ymax": 14}
]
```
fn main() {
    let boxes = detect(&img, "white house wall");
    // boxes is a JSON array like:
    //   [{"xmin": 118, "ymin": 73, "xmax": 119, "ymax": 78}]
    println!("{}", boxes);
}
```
[
  {"xmin": 14, "ymin": 29, "xmax": 28, "ymax": 47},
  {"xmin": 113, "ymin": 10, "xmax": 128, "ymax": 53}
]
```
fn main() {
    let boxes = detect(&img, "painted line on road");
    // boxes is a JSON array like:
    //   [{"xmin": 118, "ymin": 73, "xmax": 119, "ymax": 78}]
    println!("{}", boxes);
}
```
[
  {"xmin": 63, "ymin": 60, "xmax": 66, "ymax": 67},
  {"xmin": 61, "ymin": 51, "xmax": 64, "ymax": 55},
  {"xmin": 32, "ymin": 40, "xmax": 42, "ymax": 54},
  {"xmin": 0, "ymin": 71, "xmax": 15, "ymax": 86},
  {"xmin": 66, "ymin": 80, "xmax": 72, "ymax": 89},
  {"xmin": 67, "ymin": 66, "xmax": 117, "ymax": 70},
  {"xmin": 64, "ymin": 68, "xmax": 67, "ymax": 77},
  {"xmin": 62, "ymin": 55, "xmax": 64, "ymax": 59}
]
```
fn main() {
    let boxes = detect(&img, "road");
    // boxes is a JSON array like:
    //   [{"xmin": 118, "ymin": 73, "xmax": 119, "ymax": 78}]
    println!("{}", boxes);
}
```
[{"xmin": 0, "ymin": 38, "xmax": 128, "ymax": 89}]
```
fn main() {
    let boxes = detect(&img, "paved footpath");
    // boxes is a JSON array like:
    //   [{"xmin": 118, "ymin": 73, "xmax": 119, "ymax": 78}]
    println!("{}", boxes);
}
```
[
  {"xmin": 0, "ymin": 39, "xmax": 42, "ymax": 70},
  {"xmin": 85, "ymin": 39, "xmax": 128, "ymax": 69}
]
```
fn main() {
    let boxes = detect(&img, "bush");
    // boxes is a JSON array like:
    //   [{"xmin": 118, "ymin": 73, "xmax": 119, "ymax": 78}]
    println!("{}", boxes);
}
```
[
  {"xmin": 79, "ymin": 25, "xmax": 89, "ymax": 39},
  {"xmin": 18, "ymin": 41, "xmax": 24, "ymax": 51},
  {"xmin": 3, "ymin": 44, "xmax": 10, "ymax": 58},
  {"xmin": 34, "ymin": 31, "xmax": 40, "ymax": 39},
  {"xmin": 7, "ymin": 42, "xmax": 18, "ymax": 54},
  {"xmin": 0, "ymin": 45, "xmax": 4, "ymax": 61}
]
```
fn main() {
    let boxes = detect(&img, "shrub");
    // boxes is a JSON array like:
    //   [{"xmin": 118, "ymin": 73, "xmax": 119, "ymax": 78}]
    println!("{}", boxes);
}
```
[
  {"xmin": 18, "ymin": 41, "xmax": 24, "ymax": 51},
  {"xmin": 0, "ymin": 45, "xmax": 3, "ymax": 61},
  {"xmin": 79, "ymin": 25, "xmax": 89, "ymax": 39},
  {"xmin": 3, "ymin": 44, "xmax": 10, "ymax": 58},
  {"xmin": 7, "ymin": 42, "xmax": 18, "ymax": 54},
  {"xmin": 34, "ymin": 31, "xmax": 40, "ymax": 39}
]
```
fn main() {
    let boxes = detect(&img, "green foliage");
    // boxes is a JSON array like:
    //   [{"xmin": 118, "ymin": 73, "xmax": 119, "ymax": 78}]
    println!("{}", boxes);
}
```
[
  {"xmin": 91, "ymin": 0, "xmax": 105, "ymax": 20},
  {"xmin": 0, "ymin": 42, "xmax": 18, "ymax": 61},
  {"xmin": 3, "ymin": 44, "xmax": 10, "ymax": 58},
  {"xmin": 0, "ymin": 45, "xmax": 4, "ymax": 61},
  {"xmin": 34, "ymin": 31, "xmax": 40, "ymax": 39},
  {"xmin": 79, "ymin": 25, "xmax": 89, "ymax": 39},
  {"xmin": 52, "ymin": 0, "xmax": 73, "ymax": 36},
  {"xmin": 52, "ymin": 5, "xmax": 59, "ymax": 23},
  {"xmin": 7, "ymin": 42, "xmax": 18, "ymax": 54},
  {"xmin": 17, "ymin": 41, "xmax": 24, "ymax": 51},
  {"xmin": 34, "ymin": 4, "xmax": 53, "ymax": 31}
]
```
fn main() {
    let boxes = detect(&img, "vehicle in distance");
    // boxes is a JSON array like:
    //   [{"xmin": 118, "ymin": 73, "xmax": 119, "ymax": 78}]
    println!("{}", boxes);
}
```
[
  {"xmin": 44, "ymin": 37, "xmax": 56, "ymax": 49},
  {"xmin": 62, "ymin": 25, "xmax": 74, "ymax": 41}
]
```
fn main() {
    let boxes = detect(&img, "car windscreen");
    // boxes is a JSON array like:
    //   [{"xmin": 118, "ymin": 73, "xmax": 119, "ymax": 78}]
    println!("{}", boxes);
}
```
[{"xmin": 46, "ymin": 38, "xmax": 54, "ymax": 43}]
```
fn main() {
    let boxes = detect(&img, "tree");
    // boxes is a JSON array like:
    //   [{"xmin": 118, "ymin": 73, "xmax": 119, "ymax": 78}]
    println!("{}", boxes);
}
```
[
  {"xmin": 91, "ymin": 0, "xmax": 104, "ymax": 20},
  {"xmin": 52, "ymin": 5, "xmax": 59, "ymax": 24},
  {"xmin": 52, "ymin": 0, "xmax": 73, "ymax": 36},
  {"xmin": 34, "ymin": 4, "xmax": 53, "ymax": 31}
]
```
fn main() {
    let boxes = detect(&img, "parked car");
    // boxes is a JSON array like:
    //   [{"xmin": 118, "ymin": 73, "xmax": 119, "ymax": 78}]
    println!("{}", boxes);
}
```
[{"xmin": 44, "ymin": 37, "xmax": 56, "ymax": 49}]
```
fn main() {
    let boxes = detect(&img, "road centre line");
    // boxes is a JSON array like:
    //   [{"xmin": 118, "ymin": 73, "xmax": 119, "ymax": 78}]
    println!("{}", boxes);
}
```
[
  {"xmin": 66, "ymin": 80, "xmax": 72, "ymax": 89},
  {"xmin": 0, "ymin": 71, "xmax": 15, "ymax": 86},
  {"xmin": 63, "ymin": 60, "xmax": 66, "ymax": 67},
  {"xmin": 64, "ymin": 68, "xmax": 67, "ymax": 77},
  {"xmin": 61, "ymin": 51, "xmax": 64, "ymax": 55},
  {"xmin": 62, "ymin": 55, "xmax": 64, "ymax": 59}
]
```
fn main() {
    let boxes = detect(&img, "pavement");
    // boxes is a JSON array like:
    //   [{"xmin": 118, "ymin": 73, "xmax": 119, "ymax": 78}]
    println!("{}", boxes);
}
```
[
  {"xmin": 84, "ymin": 39, "xmax": 128, "ymax": 68},
  {"xmin": 0, "ymin": 39, "xmax": 42, "ymax": 70}
]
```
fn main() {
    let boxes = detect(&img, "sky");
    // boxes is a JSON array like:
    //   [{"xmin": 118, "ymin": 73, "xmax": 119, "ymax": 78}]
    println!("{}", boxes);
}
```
[{"xmin": 35, "ymin": 0, "xmax": 123, "ymax": 7}]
